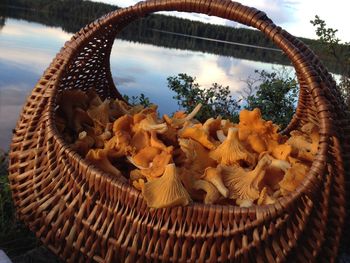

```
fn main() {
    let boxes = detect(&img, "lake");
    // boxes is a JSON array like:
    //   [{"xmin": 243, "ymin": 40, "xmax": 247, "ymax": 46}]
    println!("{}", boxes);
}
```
[{"xmin": 0, "ymin": 10, "xmax": 294, "ymax": 151}]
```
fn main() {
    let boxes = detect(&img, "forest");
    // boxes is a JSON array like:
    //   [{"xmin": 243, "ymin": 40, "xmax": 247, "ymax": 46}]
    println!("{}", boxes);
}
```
[{"xmin": 1, "ymin": 0, "xmax": 349, "ymax": 74}]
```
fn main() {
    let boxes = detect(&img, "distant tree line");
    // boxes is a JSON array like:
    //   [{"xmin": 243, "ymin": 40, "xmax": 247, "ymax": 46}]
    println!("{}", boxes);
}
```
[{"xmin": 1, "ymin": 0, "xmax": 349, "ymax": 74}]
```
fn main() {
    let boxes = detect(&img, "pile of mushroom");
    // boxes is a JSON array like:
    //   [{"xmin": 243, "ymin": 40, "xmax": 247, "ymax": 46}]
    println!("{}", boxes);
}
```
[{"xmin": 56, "ymin": 90, "xmax": 318, "ymax": 209}]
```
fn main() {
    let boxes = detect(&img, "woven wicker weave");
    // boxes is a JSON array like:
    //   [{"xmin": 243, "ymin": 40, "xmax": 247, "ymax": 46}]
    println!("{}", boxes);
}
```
[{"xmin": 8, "ymin": 0, "xmax": 350, "ymax": 262}]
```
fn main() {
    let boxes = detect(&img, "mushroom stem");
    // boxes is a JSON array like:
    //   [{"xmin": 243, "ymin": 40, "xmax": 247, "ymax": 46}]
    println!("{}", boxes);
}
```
[
  {"xmin": 253, "ymin": 155, "xmax": 271, "ymax": 182},
  {"xmin": 216, "ymin": 130, "xmax": 227, "ymax": 142},
  {"xmin": 183, "ymin": 103, "xmax": 202, "ymax": 122}
]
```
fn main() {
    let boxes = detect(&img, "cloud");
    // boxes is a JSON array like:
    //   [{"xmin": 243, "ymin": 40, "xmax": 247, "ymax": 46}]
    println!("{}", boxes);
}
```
[
  {"xmin": 238, "ymin": 0, "xmax": 298, "ymax": 25},
  {"xmin": 112, "ymin": 76, "xmax": 136, "ymax": 86},
  {"xmin": 2, "ymin": 20, "xmax": 72, "ymax": 42},
  {"xmin": 93, "ymin": 0, "xmax": 136, "ymax": 7},
  {"xmin": 0, "ymin": 47, "xmax": 54, "ymax": 74},
  {"xmin": 0, "ymin": 84, "xmax": 30, "ymax": 106},
  {"xmin": 0, "ymin": 19, "xmax": 72, "ymax": 74},
  {"xmin": 94, "ymin": 0, "xmax": 298, "ymax": 26}
]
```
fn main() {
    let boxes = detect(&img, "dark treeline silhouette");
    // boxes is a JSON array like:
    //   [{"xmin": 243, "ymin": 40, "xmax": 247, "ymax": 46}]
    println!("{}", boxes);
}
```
[
  {"xmin": 0, "ymin": 16, "xmax": 5, "ymax": 31},
  {"xmin": 1, "ymin": 0, "xmax": 348, "ymax": 74}
]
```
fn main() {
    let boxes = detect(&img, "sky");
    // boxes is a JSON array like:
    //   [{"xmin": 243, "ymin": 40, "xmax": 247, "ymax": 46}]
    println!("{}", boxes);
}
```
[{"xmin": 92, "ymin": 0, "xmax": 350, "ymax": 43}]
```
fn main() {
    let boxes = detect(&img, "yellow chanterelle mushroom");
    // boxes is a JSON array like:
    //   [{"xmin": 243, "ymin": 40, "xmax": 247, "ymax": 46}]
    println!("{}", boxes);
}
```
[
  {"xmin": 210, "ymin": 127, "xmax": 256, "ymax": 167},
  {"xmin": 58, "ymin": 89, "xmax": 315, "ymax": 209},
  {"xmin": 201, "ymin": 166, "xmax": 229, "ymax": 198},
  {"xmin": 220, "ymin": 155, "xmax": 271, "ymax": 201},
  {"xmin": 178, "ymin": 138, "xmax": 216, "ymax": 174},
  {"xmin": 238, "ymin": 108, "xmax": 280, "ymax": 154},
  {"xmin": 142, "ymin": 164, "xmax": 191, "ymax": 208},
  {"xmin": 86, "ymin": 148, "xmax": 124, "ymax": 179},
  {"xmin": 193, "ymin": 179, "xmax": 222, "ymax": 204},
  {"xmin": 163, "ymin": 103, "xmax": 202, "ymax": 128},
  {"xmin": 178, "ymin": 123, "xmax": 215, "ymax": 150}
]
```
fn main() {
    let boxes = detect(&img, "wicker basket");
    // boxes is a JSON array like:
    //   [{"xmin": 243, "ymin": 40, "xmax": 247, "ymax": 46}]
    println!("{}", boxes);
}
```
[{"xmin": 8, "ymin": 0, "xmax": 350, "ymax": 262}]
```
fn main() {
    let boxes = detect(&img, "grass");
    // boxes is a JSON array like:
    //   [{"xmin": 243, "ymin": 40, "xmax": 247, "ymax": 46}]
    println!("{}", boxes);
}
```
[{"xmin": 0, "ymin": 150, "xmax": 39, "ymax": 259}]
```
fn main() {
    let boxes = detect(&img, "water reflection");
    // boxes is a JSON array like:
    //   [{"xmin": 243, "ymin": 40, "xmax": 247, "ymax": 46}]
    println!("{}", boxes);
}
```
[
  {"xmin": 110, "ymin": 39, "xmax": 291, "ymax": 115},
  {"xmin": 0, "ymin": 17, "xmax": 291, "ymax": 150}
]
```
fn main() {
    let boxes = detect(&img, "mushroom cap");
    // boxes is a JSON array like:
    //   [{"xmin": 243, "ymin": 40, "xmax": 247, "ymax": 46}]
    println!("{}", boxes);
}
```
[
  {"xmin": 286, "ymin": 129, "xmax": 318, "ymax": 162},
  {"xmin": 159, "ymin": 125, "xmax": 178, "ymax": 146},
  {"xmin": 56, "ymin": 90, "xmax": 90, "ymax": 137},
  {"xmin": 105, "ymin": 130, "xmax": 133, "ymax": 159},
  {"xmin": 150, "ymin": 131, "xmax": 171, "ymax": 152},
  {"xmin": 140, "ymin": 151, "xmax": 173, "ymax": 179},
  {"xmin": 132, "ymin": 179, "xmax": 145, "ymax": 191},
  {"xmin": 210, "ymin": 128, "xmax": 256, "ymax": 167},
  {"xmin": 203, "ymin": 117, "xmax": 222, "ymax": 138},
  {"xmin": 193, "ymin": 179, "xmax": 222, "ymax": 204},
  {"xmin": 178, "ymin": 138, "xmax": 216, "ymax": 174},
  {"xmin": 220, "ymin": 119, "xmax": 237, "ymax": 134},
  {"xmin": 87, "ymin": 99, "xmax": 110, "ymax": 126},
  {"xmin": 178, "ymin": 124, "xmax": 215, "ymax": 150},
  {"xmin": 142, "ymin": 164, "xmax": 191, "ymax": 208},
  {"xmin": 113, "ymin": 114, "xmax": 133, "ymax": 134},
  {"xmin": 135, "ymin": 114, "xmax": 167, "ymax": 134},
  {"xmin": 163, "ymin": 103, "xmax": 202, "ymax": 128},
  {"xmin": 139, "ymin": 104, "xmax": 158, "ymax": 115},
  {"xmin": 258, "ymin": 152, "xmax": 290, "ymax": 190},
  {"xmin": 268, "ymin": 141, "xmax": 292, "ymax": 161},
  {"xmin": 86, "ymin": 148, "xmax": 123, "ymax": 178},
  {"xmin": 279, "ymin": 162, "xmax": 309, "ymax": 195},
  {"xmin": 201, "ymin": 166, "xmax": 229, "ymax": 198},
  {"xmin": 246, "ymin": 134, "xmax": 267, "ymax": 153},
  {"xmin": 130, "ymin": 169, "xmax": 145, "ymax": 181},
  {"xmin": 216, "ymin": 130, "xmax": 227, "ymax": 143},
  {"xmin": 173, "ymin": 110, "xmax": 187, "ymax": 119},
  {"xmin": 130, "ymin": 130, "xmax": 150, "ymax": 152},
  {"xmin": 238, "ymin": 108, "xmax": 281, "ymax": 154},
  {"xmin": 287, "ymin": 134, "xmax": 312, "ymax": 152},
  {"xmin": 71, "ymin": 131, "xmax": 95, "ymax": 157},
  {"xmin": 178, "ymin": 167, "xmax": 203, "ymax": 201},
  {"xmin": 72, "ymin": 107, "xmax": 94, "ymax": 133},
  {"xmin": 130, "ymin": 146, "xmax": 161, "ymax": 168},
  {"xmin": 238, "ymin": 108, "xmax": 267, "ymax": 139},
  {"xmin": 301, "ymin": 122, "xmax": 319, "ymax": 154},
  {"xmin": 86, "ymin": 88, "xmax": 103, "ymax": 108},
  {"xmin": 221, "ymin": 155, "xmax": 271, "ymax": 200}
]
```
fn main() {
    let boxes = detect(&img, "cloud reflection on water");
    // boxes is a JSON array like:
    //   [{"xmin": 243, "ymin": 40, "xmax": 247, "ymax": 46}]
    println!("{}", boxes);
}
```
[{"xmin": 110, "ymin": 39, "xmax": 292, "ymax": 112}]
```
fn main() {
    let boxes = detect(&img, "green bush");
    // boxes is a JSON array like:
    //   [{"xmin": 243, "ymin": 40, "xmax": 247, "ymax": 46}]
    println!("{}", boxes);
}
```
[
  {"xmin": 167, "ymin": 73, "xmax": 241, "ymax": 122},
  {"xmin": 166, "ymin": 70, "xmax": 298, "ymax": 129},
  {"xmin": 0, "ymin": 151, "xmax": 38, "ymax": 258},
  {"xmin": 244, "ymin": 69, "xmax": 298, "ymax": 129},
  {"xmin": 123, "ymin": 93, "xmax": 152, "ymax": 107},
  {"xmin": 311, "ymin": 15, "xmax": 350, "ymax": 107}
]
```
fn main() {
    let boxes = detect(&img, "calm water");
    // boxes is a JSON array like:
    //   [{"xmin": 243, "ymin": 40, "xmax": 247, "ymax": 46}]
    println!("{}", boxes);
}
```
[{"xmin": 0, "ymin": 17, "xmax": 293, "ymax": 150}]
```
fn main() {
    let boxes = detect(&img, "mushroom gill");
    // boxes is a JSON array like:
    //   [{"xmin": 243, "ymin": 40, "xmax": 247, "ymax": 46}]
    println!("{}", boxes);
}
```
[
  {"xmin": 221, "ymin": 155, "xmax": 271, "ymax": 201},
  {"xmin": 142, "ymin": 164, "xmax": 191, "ymax": 208},
  {"xmin": 210, "ymin": 127, "xmax": 256, "ymax": 167}
]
